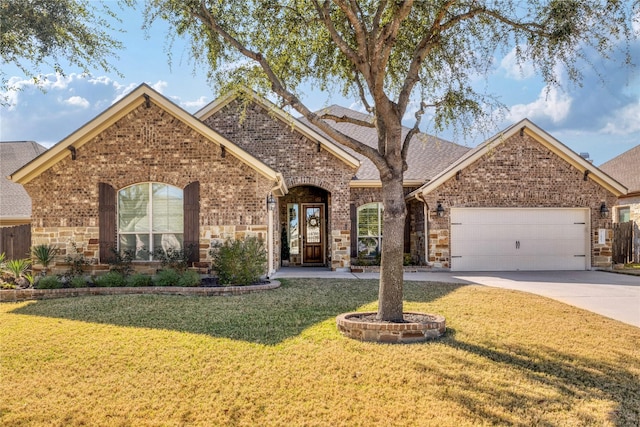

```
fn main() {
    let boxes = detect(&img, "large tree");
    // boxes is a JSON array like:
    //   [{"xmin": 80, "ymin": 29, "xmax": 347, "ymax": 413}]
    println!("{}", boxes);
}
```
[
  {"xmin": 0, "ymin": 0, "xmax": 132, "ymax": 97},
  {"xmin": 146, "ymin": 0, "xmax": 637, "ymax": 321}
]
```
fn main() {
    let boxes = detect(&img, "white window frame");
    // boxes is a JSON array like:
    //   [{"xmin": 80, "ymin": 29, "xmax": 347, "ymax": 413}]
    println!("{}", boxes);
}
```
[
  {"xmin": 357, "ymin": 202, "xmax": 383, "ymax": 258},
  {"xmin": 117, "ymin": 182, "xmax": 184, "ymax": 260}
]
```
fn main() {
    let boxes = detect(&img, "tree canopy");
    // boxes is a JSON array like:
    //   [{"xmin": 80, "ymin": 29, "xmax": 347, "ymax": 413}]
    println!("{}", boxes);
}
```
[
  {"xmin": 146, "ymin": 0, "xmax": 638, "ymax": 321},
  {"xmin": 1, "ymin": 0, "xmax": 132, "ymax": 97}
]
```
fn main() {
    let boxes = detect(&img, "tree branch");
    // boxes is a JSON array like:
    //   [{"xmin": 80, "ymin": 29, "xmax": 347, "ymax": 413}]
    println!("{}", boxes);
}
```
[{"xmin": 319, "ymin": 113, "xmax": 376, "ymax": 128}]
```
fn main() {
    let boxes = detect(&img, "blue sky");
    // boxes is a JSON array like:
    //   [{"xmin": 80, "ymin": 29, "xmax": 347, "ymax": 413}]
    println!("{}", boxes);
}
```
[{"xmin": 1, "ymin": 3, "xmax": 639, "ymax": 166}]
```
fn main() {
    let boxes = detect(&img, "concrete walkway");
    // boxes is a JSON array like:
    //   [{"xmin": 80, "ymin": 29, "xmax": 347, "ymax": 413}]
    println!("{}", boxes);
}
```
[{"xmin": 272, "ymin": 268, "xmax": 640, "ymax": 328}]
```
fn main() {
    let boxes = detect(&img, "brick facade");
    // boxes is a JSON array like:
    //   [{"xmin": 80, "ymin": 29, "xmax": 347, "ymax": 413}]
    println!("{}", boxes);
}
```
[
  {"xmin": 420, "ymin": 132, "xmax": 618, "ymax": 268},
  {"xmin": 24, "ymin": 102, "xmax": 274, "ymax": 270},
  {"xmin": 203, "ymin": 100, "xmax": 357, "ymax": 269}
]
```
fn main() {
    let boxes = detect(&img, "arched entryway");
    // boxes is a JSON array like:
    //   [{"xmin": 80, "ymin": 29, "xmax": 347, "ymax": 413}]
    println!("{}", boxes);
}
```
[{"xmin": 280, "ymin": 186, "xmax": 330, "ymax": 266}]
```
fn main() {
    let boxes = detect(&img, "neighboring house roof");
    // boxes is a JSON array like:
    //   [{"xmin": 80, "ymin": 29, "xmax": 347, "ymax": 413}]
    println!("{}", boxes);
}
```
[
  {"xmin": 195, "ymin": 89, "xmax": 361, "ymax": 170},
  {"xmin": 0, "ymin": 141, "xmax": 47, "ymax": 225},
  {"xmin": 299, "ymin": 105, "xmax": 471, "ymax": 186},
  {"xmin": 599, "ymin": 144, "xmax": 640, "ymax": 196},
  {"xmin": 10, "ymin": 84, "xmax": 288, "ymax": 196},
  {"xmin": 410, "ymin": 118, "xmax": 628, "ymax": 200}
]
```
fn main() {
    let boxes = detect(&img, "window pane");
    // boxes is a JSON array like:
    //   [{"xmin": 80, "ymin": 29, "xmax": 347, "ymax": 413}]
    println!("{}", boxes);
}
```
[
  {"xmin": 118, "ymin": 184, "xmax": 149, "ymax": 232},
  {"xmin": 153, "ymin": 233, "xmax": 183, "ymax": 255},
  {"xmin": 152, "ymin": 183, "xmax": 184, "ymax": 232},
  {"xmin": 619, "ymin": 207, "xmax": 631, "ymax": 223},
  {"xmin": 358, "ymin": 237, "xmax": 380, "ymax": 257},
  {"xmin": 306, "ymin": 207, "xmax": 321, "ymax": 243},
  {"xmin": 119, "ymin": 233, "xmax": 150, "ymax": 260},
  {"xmin": 358, "ymin": 203, "xmax": 380, "ymax": 237},
  {"xmin": 288, "ymin": 204, "xmax": 299, "ymax": 255}
]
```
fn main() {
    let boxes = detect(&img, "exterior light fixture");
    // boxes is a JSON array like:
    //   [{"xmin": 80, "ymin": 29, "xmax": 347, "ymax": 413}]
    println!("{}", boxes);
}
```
[
  {"xmin": 436, "ymin": 202, "xmax": 445, "ymax": 218},
  {"xmin": 599, "ymin": 202, "xmax": 609, "ymax": 218},
  {"xmin": 267, "ymin": 194, "xmax": 276, "ymax": 211}
]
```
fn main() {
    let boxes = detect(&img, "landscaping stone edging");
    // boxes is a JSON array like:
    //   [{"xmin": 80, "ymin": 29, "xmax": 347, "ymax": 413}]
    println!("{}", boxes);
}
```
[
  {"xmin": 336, "ymin": 311, "xmax": 446, "ymax": 344},
  {"xmin": 0, "ymin": 281, "xmax": 281, "ymax": 303}
]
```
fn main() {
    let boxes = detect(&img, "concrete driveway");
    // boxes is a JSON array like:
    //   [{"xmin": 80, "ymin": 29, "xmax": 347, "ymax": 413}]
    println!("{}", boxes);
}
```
[{"xmin": 273, "ymin": 269, "xmax": 640, "ymax": 328}]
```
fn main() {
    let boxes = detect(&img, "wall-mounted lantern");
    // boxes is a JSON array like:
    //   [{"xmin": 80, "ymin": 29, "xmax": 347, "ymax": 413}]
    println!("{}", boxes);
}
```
[{"xmin": 599, "ymin": 202, "xmax": 609, "ymax": 218}]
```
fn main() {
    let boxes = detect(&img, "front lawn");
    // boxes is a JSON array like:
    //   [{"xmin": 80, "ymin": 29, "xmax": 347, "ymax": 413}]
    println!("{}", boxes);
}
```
[{"xmin": 1, "ymin": 279, "xmax": 638, "ymax": 426}]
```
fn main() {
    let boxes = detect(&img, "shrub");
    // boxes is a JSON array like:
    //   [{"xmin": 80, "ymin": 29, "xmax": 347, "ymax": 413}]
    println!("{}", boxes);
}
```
[
  {"xmin": 210, "ymin": 237, "xmax": 266, "ymax": 286},
  {"xmin": 93, "ymin": 272, "xmax": 126, "ymax": 288},
  {"xmin": 151, "ymin": 245, "xmax": 195, "ymax": 272},
  {"xmin": 154, "ymin": 269, "xmax": 181, "ymax": 287},
  {"xmin": 178, "ymin": 270, "xmax": 201, "ymax": 287},
  {"xmin": 31, "ymin": 244, "xmax": 58, "ymax": 273},
  {"xmin": 127, "ymin": 273, "xmax": 153, "ymax": 287},
  {"xmin": 36, "ymin": 276, "xmax": 63, "ymax": 289},
  {"xmin": 108, "ymin": 248, "xmax": 135, "ymax": 277},
  {"xmin": 70, "ymin": 276, "xmax": 88, "ymax": 288},
  {"xmin": 4, "ymin": 258, "xmax": 32, "ymax": 288},
  {"xmin": 64, "ymin": 240, "xmax": 91, "ymax": 277}
]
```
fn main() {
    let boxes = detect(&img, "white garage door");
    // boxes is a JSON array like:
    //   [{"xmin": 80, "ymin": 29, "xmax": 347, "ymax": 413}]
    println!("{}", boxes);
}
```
[{"xmin": 450, "ymin": 208, "xmax": 590, "ymax": 271}]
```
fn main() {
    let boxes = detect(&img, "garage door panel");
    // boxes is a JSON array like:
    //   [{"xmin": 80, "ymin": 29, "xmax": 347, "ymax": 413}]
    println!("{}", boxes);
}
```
[{"xmin": 450, "ymin": 208, "xmax": 589, "ymax": 271}]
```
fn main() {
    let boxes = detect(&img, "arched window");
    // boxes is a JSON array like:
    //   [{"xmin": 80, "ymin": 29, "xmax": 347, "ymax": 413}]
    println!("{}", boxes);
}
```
[
  {"xmin": 118, "ymin": 183, "xmax": 183, "ymax": 260},
  {"xmin": 357, "ymin": 202, "xmax": 383, "ymax": 258}
]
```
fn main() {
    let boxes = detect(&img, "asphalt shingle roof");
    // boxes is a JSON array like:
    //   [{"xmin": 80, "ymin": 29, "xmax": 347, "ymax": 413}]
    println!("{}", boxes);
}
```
[
  {"xmin": 1, "ymin": 141, "xmax": 47, "ymax": 219},
  {"xmin": 299, "ymin": 105, "xmax": 470, "ymax": 182},
  {"xmin": 599, "ymin": 144, "xmax": 640, "ymax": 194}
]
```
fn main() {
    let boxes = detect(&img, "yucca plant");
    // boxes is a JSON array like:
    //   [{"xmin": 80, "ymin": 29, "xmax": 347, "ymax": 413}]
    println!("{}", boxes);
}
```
[
  {"xmin": 31, "ymin": 244, "xmax": 59, "ymax": 275},
  {"xmin": 4, "ymin": 258, "xmax": 32, "ymax": 288}
]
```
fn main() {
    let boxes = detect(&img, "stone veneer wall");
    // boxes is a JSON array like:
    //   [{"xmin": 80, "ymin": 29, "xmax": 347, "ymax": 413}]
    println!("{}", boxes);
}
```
[
  {"xmin": 421, "ymin": 132, "xmax": 618, "ymax": 269},
  {"xmin": 24, "ymin": 102, "xmax": 274, "ymax": 271},
  {"xmin": 203, "ymin": 100, "xmax": 357, "ymax": 270}
]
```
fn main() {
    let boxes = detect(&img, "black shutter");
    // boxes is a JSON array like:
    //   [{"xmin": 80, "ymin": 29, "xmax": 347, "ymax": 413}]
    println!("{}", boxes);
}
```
[
  {"xmin": 183, "ymin": 181, "xmax": 200, "ymax": 263},
  {"xmin": 98, "ymin": 182, "xmax": 116, "ymax": 263},
  {"xmin": 350, "ymin": 203, "xmax": 357, "ymax": 258}
]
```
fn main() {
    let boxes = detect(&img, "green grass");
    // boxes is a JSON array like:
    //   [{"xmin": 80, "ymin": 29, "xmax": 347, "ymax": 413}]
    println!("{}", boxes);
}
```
[{"xmin": 1, "ymin": 279, "xmax": 639, "ymax": 426}]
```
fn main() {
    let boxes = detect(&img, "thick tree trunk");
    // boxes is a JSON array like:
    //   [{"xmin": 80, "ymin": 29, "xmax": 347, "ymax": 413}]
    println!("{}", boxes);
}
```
[{"xmin": 377, "ymin": 165, "xmax": 406, "ymax": 322}]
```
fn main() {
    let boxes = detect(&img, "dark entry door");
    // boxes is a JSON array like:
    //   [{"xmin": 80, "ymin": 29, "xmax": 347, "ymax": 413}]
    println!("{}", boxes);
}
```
[{"xmin": 302, "ymin": 204, "xmax": 324, "ymax": 264}]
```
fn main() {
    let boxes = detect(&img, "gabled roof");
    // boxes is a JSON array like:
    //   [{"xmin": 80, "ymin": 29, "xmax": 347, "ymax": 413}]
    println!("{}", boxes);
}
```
[
  {"xmin": 195, "ymin": 89, "xmax": 361, "ymax": 170},
  {"xmin": 1, "ymin": 141, "xmax": 47, "ymax": 224},
  {"xmin": 10, "ymin": 84, "xmax": 287, "ymax": 196},
  {"xmin": 299, "ymin": 105, "xmax": 471, "ymax": 186},
  {"xmin": 410, "ymin": 118, "xmax": 628, "ymax": 200},
  {"xmin": 599, "ymin": 144, "xmax": 640, "ymax": 196}
]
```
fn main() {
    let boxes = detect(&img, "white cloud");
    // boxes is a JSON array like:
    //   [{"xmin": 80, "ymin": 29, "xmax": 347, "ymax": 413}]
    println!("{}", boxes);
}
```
[
  {"xmin": 151, "ymin": 80, "xmax": 168, "ymax": 94},
  {"xmin": 63, "ymin": 96, "xmax": 90, "ymax": 108},
  {"xmin": 181, "ymin": 96, "xmax": 210, "ymax": 110},
  {"xmin": 507, "ymin": 85, "xmax": 572, "ymax": 124},
  {"xmin": 600, "ymin": 100, "xmax": 640, "ymax": 135},
  {"xmin": 499, "ymin": 48, "xmax": 535, "ymax": 80}
]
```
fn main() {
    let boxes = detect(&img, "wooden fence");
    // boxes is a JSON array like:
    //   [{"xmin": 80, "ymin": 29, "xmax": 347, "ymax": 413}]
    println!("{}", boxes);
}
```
[
  {"xmin": 612, "ymin": 221, "xmax": 634, "ymax": 264},
  {"xmin": 0, "ymin": 225, "xmax": 31, "ymax": 260}
]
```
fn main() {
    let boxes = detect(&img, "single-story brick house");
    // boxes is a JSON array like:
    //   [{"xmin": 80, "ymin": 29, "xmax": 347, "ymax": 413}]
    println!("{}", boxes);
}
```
[
  {"xmin": 10, "ymin": 84, "xmax": 627, "ymax": 273},
  {"xmin": 599, "ymin": 145, "xmax": 640, "ymax": 263}
]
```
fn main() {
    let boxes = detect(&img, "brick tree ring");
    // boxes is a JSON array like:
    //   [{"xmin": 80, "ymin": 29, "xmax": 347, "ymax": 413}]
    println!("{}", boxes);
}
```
[{"xmin": 336, "ymin": 312, "xmax": 446, "ymax": 344}]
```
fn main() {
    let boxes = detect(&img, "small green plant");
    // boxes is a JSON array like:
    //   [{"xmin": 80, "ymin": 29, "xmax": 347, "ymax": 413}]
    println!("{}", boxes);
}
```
[
  {"xmin": 36, "ymin": 275, "xmax": 63, "ymax": 289},
  {"xmin": 64, "ymin": 240, "xmax": 91, "ymax": 277},
  {"xmin": 108, "ymin": 248, "xmax": 136, "ymax": 277},
  {"xmin": 31, "ymin": 244, "xmax": 59, "ymax": 274},
  {"xmin": 4, "ymin": 258, "xmax": 32, "ymax": 288},
  {"xmin": 127, "ymin": 273, "xmax": 153, "ymax": 287},
  {"xmin": 151, "ymin": 245, "xmax": 195, "ymax": 272},
  {"xmin": 70, "ymin": 276, "xmax": 88, "ymax": 288},
  {"xmin": 154, "ymin": 269, "xmax": 181, "ymax": 286},
  {"xmin": 280, "ymin": 226, "xmax": 290, "ymax": 262},
  {"xmin": 403, "ymin": 253, "xmax": 413, "ymax": 266},
  {"xmin": 210, "ymin": 237, "xmax": 267, "ymax": 286},
  {"xmin": 178, "ymin": 270, "xmax": 201, "ymax": 287},
  {"xmin": 93, "ymin": 272, "xmax": 126, "ymax": 288}
]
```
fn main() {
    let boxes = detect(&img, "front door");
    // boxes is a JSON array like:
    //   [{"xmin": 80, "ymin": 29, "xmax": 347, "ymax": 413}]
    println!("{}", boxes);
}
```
[{"xmin": 302, "ymin": 204, "xmax": 324, "ymax": 264}]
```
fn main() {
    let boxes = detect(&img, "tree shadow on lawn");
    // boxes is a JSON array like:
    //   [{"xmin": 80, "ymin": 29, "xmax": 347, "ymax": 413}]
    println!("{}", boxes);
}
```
[
  {"xmin": 9, "ymin": 279, "xmax": 462, "ymax": 345},
  {"xmin": 432, "ymin": 329, "xmax": 640, "ymax": 426}
]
